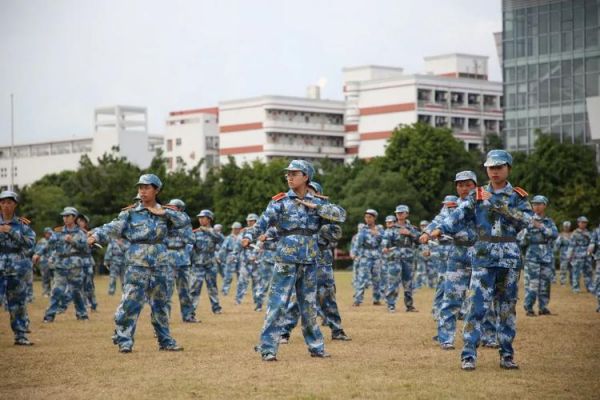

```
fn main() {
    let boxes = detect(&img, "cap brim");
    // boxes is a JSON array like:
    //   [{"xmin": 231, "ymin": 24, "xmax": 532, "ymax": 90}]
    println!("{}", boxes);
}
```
[{"xmin": 483, "ymin": 158, "xmax": 508, "ymax": 167}]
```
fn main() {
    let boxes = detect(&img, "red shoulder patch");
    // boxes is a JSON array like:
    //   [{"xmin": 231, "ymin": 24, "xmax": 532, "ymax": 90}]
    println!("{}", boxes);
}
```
[
  {"xmin": 513, "ymin": 187, "xmax": 528, "ymax": 198},
  {"xmin": 272, "ymin": 192, "xmax": 287, "ymax": 201},
  {"xmin": 475, "ymin": 187, "xmax": 485, "ymax": 201},
  {"xmin": 18, "ymin": 216, "xmax": 31, "ymax": 225},
  {"xmin": 53, "ymin": 226, "xmax": 63, "ymax": 232}
]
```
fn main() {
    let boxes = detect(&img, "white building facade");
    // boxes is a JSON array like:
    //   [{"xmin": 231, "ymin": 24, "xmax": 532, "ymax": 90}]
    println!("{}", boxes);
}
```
[
  {"xmin": 343, "ymin": 54, "xmax": 504, "ymax": 159},
  {"xmin": 164, "ymin": 107, "xmax": 219, "ymax": 177},
  {"xmin": 218, "ymin": 94, "xmax": 346, "ymax": 165},
  {"xmin": 0, "ymin": 105, "xmax": 161, "ymax": 190}
]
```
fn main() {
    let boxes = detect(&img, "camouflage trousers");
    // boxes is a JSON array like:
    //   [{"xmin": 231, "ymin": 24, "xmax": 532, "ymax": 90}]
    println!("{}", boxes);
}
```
[
  {"xmin": 39, "ymin": 262, "xmax": 52, "ymax": 296},
  {"xmin": 281, "ymin": 262, "xmax": 345, "ymax": 336},
  {"xmin": 437, "ymin": 246, "xmax": 473, "ymax": 345},
  {"xmin": 353, "ymin": 257, "xmax": 383, "ymax": 304},
  {"xmin": 558, "ymin": 257, "xmax": 571, "ymax": 286},
  {"xmin": 461, "ymin": 267, "xmax": 519, "ymax": 361},
  {"xmin": 175, "ymin": 265, "xmax": 194, "ymax": 320},
  {"xmin": 191, "ymin": 262, "xmax": 221, "ymax": 314},
  {"xmin": 571, "ymin": 258, "xmax": 594, "ymax": 293},
  {"xmin": 414, "ymin": 259, "xmax": 428, "ymax": 289},
  {"xmin": 45, "ymin": 267, "xmax": 88, "ymax": 320},
  {"xmin": 524, "ymin": 260, "xmax": 553, "ymax": 312},
  {"xmin": 595, "ymin": 260, "xmax": 600, "ymax": 309},
  {"xmin": 108, "ymin": 262, "xmax": 126, "ymax": 295},
  {"xmin": 221, "ymin": 258, "xmax": 239, "ymax": 296},
  {"xmin": 385, "ymin": 258, "xmax": 414, "ymax": 309},
  {"xmin": 113, "ymin": 265, "xmax": 177, "ymax": 349},
  {"xmin": 256, "ymin": 259, "xmax": 275, "ymax": 309},
  {"xmin": 82, "ymin": 265, "xmax": 97, "ymax": 310},
  {"xmin": 256, "ymin": 262, "xmax": 324, "ymax": 356},
  {"xmin": 236, "ymin": 260, "xmax": 261, "ymax": 306},
  {"xmin": 431, "ymin": 258, "xmax": 448, "ymax": 321},
  {"xmin": 1, "ymin": 273, "xmax": 29, "ymax": 340}
]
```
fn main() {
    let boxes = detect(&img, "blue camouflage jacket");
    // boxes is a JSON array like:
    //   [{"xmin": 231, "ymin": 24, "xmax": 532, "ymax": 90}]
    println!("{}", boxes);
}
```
[
  {"xmin": 435, "ymin": 182, "xmax": 533, "ymax": 269},
  {"xmin": 104, "ymin": 238, "xmax": 129, "ymax": 266},
  {"xmin": 218, "ymin": 233, "xmax": 243, "ymax": 265},
  {"xmin": 92, "ymin": 203, "xmax": 188, "ymax": 267},
  {"xmin": 165, "ymin": 211, "xmax": 194, "ymax": 267},
  {"xmin": 517, "ymin": 215, "xmax": 558, "ymax": 263},
  {"xmin": 356, "ymin": 225, "xmax": 385, "ymax": 260},
  {"xmin": 588, "ymin": 227, "xmax": 600, "ymax": 260},
  {"xmin": 566, "ymin": 228, "xmax": 592, "ymax": 261},
  {"xmin": 382, "ymin": 222, "xmax": 420, "ymax": 259},
  {"xmin": 243, "ymin": 189, "xmax": 346, "ymax": 264},
  {"xmin": 554, "ymin": 232, "xmax": 571, "ymax": 261},
  {"xmin": 0, "ymin": 215, "xmax": 36, "ymax": 275},
  {"xmin": 49, "ymin": 225, "xmax": 88, "ymax": 269},
  {"xmin": 191, "ymin": 227, "xmax": 223, "ymax": 265}
]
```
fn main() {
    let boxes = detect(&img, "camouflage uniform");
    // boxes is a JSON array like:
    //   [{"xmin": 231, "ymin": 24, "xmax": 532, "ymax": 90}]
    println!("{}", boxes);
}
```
[
  {"xmin": 105, "ymin": 238, "xmax": 128, "ymax": 295},
  {"xmin": 429, "ymin": 203, "xmax": 456, "ymax": 322},
  {"xmin": 382, "ymin": 219, "xmax": 420, "ymax": 312},
  {"xmin": 191, "ymin": 224, "xmax": 223, "ymax": 315},
  {"xmin": 44, "ymin": 217, "xmax": 89, "ymax": 321},
  {"xmin": 81, "ymin": 242, "xmax": 97, "ymax": 311},
  {"xmin": 554, "ymin": 228, "xmax": 572, "ymax": 286},
  {"xmin": 353, "ymin": 221, "xmax": 385, "ymax": 305},
  {"xmin": 165, "ymin": 208, "xmax": 195, "ymax": 321},
  {"xmin": 518, "ymin": 212, "xmax": 558, "ymax": 314},
  {"xmin": 246, "ymin": 187, "xmax": 346, "ymax": 359},
  {"xmin": 236, "ymin": 232, "xmax": 261, "ymax": 306},
  {"xmin": 414, "ymin": 242, "xmax": 432, "ymax": 289},
  {"xmin": 349, "ymin": 231, "xmax": 361, "ymax": 290},
  {"xmin": 256, "ymin": 227, "xmax": 279, "ymax": 311},
  {"xmin": 589, "ymin": 226, "xmax": 600, "ymax": 312},
  {"xmin": 33, "ymin": 229, "xmax": 53, "ymax": 296},
  {"xmin": 0, "ymin": 209, "xmax": 36, "ymax": 344},
  {"xmin": 567, "ymin": 224, "xmax": 592, "ymax": 293},
  {"xmin": 91, "ymin": 200, "xmax": 188, "ymax": 351},
  {"xmin": 435, "ymin": 180, "xmax": 532, "ymax": 366},
  {"xmin": 218, "ymin": 228, "xmax": 243, "ymax": 296}
]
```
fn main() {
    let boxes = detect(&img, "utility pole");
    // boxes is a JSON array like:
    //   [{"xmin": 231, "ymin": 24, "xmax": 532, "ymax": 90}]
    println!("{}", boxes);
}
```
[{"xmin": 10, "ymin": 93, "xmax": 15, "ymax": 191}]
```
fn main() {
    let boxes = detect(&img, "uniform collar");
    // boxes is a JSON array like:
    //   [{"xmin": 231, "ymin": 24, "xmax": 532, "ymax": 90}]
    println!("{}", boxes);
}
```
[
  {"xmin": 0, "ymin": 215, "xmax": 18, "ymax": 224},
  {"xmin": 485, "ymin": 181, "xmax": 514, "ymax": 195},
  {"xmin": 286, "ymin": 189, "xmax": 314, "ymax": 200}
]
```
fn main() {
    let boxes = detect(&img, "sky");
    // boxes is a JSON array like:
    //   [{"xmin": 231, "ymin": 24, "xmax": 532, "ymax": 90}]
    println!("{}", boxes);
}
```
[{"xmin": 0, "ymin": 0, "xmax": 502, "ymax": 145}]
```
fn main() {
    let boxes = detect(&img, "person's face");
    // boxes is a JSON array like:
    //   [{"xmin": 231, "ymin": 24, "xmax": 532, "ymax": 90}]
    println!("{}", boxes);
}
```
[
  {"xmin": 385, "ymin": 220, "xmax": 394, "ymax": 228},
  {"xmin": 562, "ymin": 224, "xmax": 571, "ymax": 232},
  {"xmin": 137, "ymin": 184, "xmax": 159, "ymax": 203},
  {"xmin": 76, "ymin": 218, "xmax": 88, "ymax": 229},
  {"xmin": 532, "ymin": 203, "xmax": 546, "ymax": 215},
  {"xmin": 364, "ymin": 214, "xmax": 376, "ymax": 226},
  {"xmin": 199, "ymin": 216, "xmax": 211, "ymax": 227},
  {"xmin": 0, "ymin": 198, "xmax": 17, "ymax": 216},
  {"xmin": 285, "ymin": 170, "xmax": 308, "ymax": 190},
  {"xmin": 63, "ymin": 215, "xmax": 76, "ymax": 226},
  {"xmin": 247, "ymin": 220, "xmax": 256, "ymax": 227},
  {"xmin": 232, "ymin": 227, "xmax": 241, "ymax": 235},
  {"xmin": 578, "ymin": 221, "xmax": 588, "ymax": 230},
  {"xmin": 44, "ymin": 232, "xmax": 52, "ymax": 239},
  {"xmin": 456, "ymin": 180, "xmax": 476, "ymax": 198},
  {"xmin": 395, "ymin": 212, "xmax": 408, "ymax": 221},
  {"xmin": 486, "ymin": 165, "xmax": 510, "ymax": 184}
]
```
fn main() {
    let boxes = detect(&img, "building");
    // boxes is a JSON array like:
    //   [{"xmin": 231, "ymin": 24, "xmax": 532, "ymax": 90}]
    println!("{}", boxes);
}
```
[
  {"xmin": 218, "ymin": 92, "xmax": 346, "ymax": 165},
  {"xmin": 0, "ymin": 105, "xmax": 162, "ymax": 189},
  {"xmin": 501, "ymin": 0, "xmax": 600, "ymax": 152},
  {"xmin": 164, "ymin": 107, "xmax": 219, "ymax": 177},
  {"xmin": 343, "ymin": 54, "xmax": 504, "ymax": 159}
]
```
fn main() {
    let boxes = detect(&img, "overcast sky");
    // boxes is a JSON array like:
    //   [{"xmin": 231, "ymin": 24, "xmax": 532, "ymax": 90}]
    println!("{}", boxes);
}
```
[{"xmin": 0, "ymin": 0, "xmax": 502, "ymax": 144}]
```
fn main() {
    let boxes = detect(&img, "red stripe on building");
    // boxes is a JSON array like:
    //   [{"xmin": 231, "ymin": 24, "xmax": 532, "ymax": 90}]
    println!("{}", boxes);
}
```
[
  {"xmin": 219, "ymin": 122, "xmax": 264, "ymax": 133},
  {"xmin": 345, "ymin": 124, "xmax": 358, "ymax": 132},
  {"xmin": 219, "ymin": 145, "xmax": 264, "ymax": 155},
  {"xmin": 438, "ymin": 72, "xmax": 459, "ymax": 78},
  {"xmin": 345, "ymin": 146, "xmax": 359, "ymax": 154},
  {"xmin": 359, "ymin": 102, "xmax": 415, "ymax": 116},
  {"xmin": 360, "ymin": 131, "xmax": 393, "ymax": 141},
  {"xmin": 170, "ymin": 107, "xmax": 219, "ymax": 116}
]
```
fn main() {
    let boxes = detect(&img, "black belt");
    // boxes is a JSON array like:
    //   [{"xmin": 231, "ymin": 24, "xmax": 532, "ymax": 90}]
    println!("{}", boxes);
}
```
[
  {"xmin": 454, "ymin": 240, "xmax": 475, "ymax": 247},
  {"xmin": 479, "ymin": 236, "xmax": 517, "ymax": 243},
  {"xmin": 281, "ymin": 228, "xmax": 317, "ymax": 237},
  {"xmin": 0, "ymin": 248, "xmax": 19, "ymax": 254},
  {"xmin": 58, "ymin": 254, "xmax": 81, "ymax": 258},
  {"xmin": 132, "ymin": 240, "xmax": 162, "ymax": 245}
]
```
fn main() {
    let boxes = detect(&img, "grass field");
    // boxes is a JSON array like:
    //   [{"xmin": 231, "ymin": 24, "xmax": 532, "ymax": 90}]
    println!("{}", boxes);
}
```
[{"xmin": 1, "ymin": 271, "xmax": 599, "ymax": 400}]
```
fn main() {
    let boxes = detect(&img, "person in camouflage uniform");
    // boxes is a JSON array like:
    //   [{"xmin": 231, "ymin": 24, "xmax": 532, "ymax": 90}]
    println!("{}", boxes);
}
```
[
  {"xmin": 414, "ymin": 222, "xmax": 432, "ymax": 290},
  {"xmin": 235, "ymin": 214, "xmax": 261, "ymax": 307},
  {"xmin": 218, "ymin": 222, "xmax": 243, "ymax": 296},
  {"xmin": 588, "ymin": 222, "xmax": 600, "ymax": 312},
  {"xmin": 426, "ymin": 171, "xmax": 477, "ymax": 350},
  {"xmin": 353, "ymin": 209, "xmax": 385, "ymax": 306},
  {"xmin": 423, "ymin": 150, "xmax": 533, "ymax": 371},
  {"xmin": 382, "ymin": 205, "xmax": 420, "ymax": 313},
  {"xmin": 88, "ymin": 174, "xmax": 186, "ymax": 353},
  {"xmin": 164, "ymin": 199, "xmax": 195, "ymax": 322},
  {"xmin": 190, "ymin": 209, "xmax": 224, "ymax": 316},
  {"xmin": 349, "ymin": 224, "xmax": 363, "ymax": 291},
  {"xmin": 33, "ymin": 227, "xmax": 53, "ymax": 297},
  {"xmin": 255, "ymin": 226, "xmax": 278, "ymax": 312},
  {"xmin": 429, "ymin": 197, "xmax": 458, "ymax": 323},
  {"xmin": 76, "ymin": 214, "xmax": 98, "ymax": 312},
  {"xmin": 43, "ymin": 207, "xmax": 89, "ymax": 323},
  {"xmin": 567, "ymin": 216, "xmax": 593, "ymax": 293},
  {"xmin": 517, "ymin": 195, "xmax": 558, "ymax": 316},
  {"xmin": 105, "ymin": 238, "xmax": 128, "ymax": 295},
  {"xmin": 0, "ymin": 190, "xmax": 36, "ymax": 345},
  {"xmin": 244, "ymin": 160, "xmax": 346, "ymax": 361},
  {"xmin": 554, "ymin": 221, "xmax": 572, "ymax": 286}
]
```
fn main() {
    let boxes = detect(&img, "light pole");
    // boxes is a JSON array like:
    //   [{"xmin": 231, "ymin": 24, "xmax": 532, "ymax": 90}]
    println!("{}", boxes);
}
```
[{"xmin": 10, "ymin": 93, "xmax": 15, "ymax": 191}]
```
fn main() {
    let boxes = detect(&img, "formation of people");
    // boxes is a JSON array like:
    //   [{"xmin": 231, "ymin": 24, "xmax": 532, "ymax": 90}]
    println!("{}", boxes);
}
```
[{"xmin": 1, "ymin": 151, "xmax": 599, "ymax": 371}]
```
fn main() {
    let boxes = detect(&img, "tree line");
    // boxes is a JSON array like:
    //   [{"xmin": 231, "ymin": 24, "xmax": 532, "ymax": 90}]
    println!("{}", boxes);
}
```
[{"xmin": 19, "ymin": 123, "xmax": 600, "ymax": 251}]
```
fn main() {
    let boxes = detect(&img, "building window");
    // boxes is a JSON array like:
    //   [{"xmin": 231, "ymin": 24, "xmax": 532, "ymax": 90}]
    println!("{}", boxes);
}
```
[
  {"xmin": 176, "ymin": 138, "xmax": 182, "ymax": 146},
  {"xmin": 166, "ymin": 139, "xmax": 173, "ymax": 151}
]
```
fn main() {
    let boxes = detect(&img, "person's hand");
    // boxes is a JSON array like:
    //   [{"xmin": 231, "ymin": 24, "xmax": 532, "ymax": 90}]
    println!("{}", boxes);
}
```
[
  {"xmin": 383, "ymin": 248, "xmax": 390, "ymax": 254},
  {"xmin": 419, "ymin": 233, "xmax": 430, "ymax": 244},
  {"xmin": 430, "ymin": 229, "xmax": 442, "ymax": 238},
  {"xmin": 399, "ymin": 228, "xmax": 411, "ymax": 236},
  {"xmin": 241, "ymin": 238, "xmax": 250, "ymax": 248},
  {"xmin": 0, "ymin": 225, "xmax": 11, "ymax": 233},
  {"xmin": 295, "ymin": 199, "xmax": 317, "ymax": 209},
  {"xmin": 147, "ymin": 206, "xmax": 166, "ymax": 216},
  {"xmin": 87, "ymin": 236, "xmax": 97, "ymax": 246},
  {"xmin": 32, "ymin": 254, "xmax": 40, "ymax": 264},
  {"xmin": 64, "ymin": 234, "xmax": 72, "ymax": 242},
  {"xmin": 258, "ymin": 234, "xmax": 267, "ymax": 242}
]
